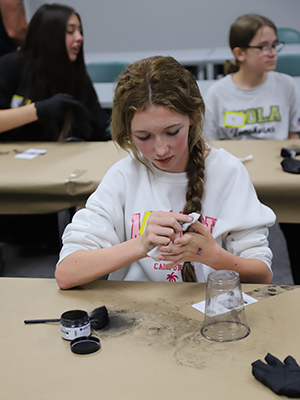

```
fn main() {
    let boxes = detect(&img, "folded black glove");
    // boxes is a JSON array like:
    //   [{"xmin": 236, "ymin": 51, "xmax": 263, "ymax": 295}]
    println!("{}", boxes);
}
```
[
  {"xmin": 281, "ymin": 147, "xmax": 300, "ymax": 158},
  {"xmin": 281, "ymin": 157, "xmax": 300, "ymax": 174},
  {"xmin": 252, "ymin": 353, "xmax": 300, "ymax": 398},
  {"xmin": 35, "ymin": 93, "xmax": 91, "ymax": 121}
]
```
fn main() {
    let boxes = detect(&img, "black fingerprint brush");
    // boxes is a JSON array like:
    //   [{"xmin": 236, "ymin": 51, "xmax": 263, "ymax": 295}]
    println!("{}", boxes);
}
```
[{"xmin": 24, "ymin": 305, "xmax": 109, "ymax": 330}]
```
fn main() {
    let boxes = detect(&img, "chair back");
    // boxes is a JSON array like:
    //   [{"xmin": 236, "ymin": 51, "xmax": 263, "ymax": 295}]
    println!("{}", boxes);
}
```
[
  {"xmin": 86, "ymin": 62, "xmax": 129, "ymax": 83},
  {"xmin": 277, "ymin": 28, "xmax": 300, "ymax": 44},
  {"xmin": 275, "ymin": 54, "xmax": 300, "ymax": 76}
]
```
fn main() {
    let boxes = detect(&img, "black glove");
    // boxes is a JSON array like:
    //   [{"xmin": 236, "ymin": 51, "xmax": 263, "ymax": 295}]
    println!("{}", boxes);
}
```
[
  {"xmin": 35, "ymin": 93, "xmax": 91, "ymax": 121},
  {"xmin": 281, "ymin": 157, "xmax": 300, "ymax": 174},
  {"xmin": 281, "ymin": 147, "xmax": 300, "ymax": 158},
  {"xmin": 252, "ymin": 353, "xmax": 300, "ymax": 398}
]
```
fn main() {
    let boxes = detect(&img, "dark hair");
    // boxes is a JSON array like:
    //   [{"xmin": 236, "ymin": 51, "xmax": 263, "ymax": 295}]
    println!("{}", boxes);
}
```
[
  {"xmin": 224, "ymin": 14, "xmax": 277, "ymax": 74},
  {"xmin": 111, "ymin": 56, "xmax": 206, "ymax": 282},
  {"xmin": 21, "ymin": 3, "xmax": 88, "ymax": 138}
]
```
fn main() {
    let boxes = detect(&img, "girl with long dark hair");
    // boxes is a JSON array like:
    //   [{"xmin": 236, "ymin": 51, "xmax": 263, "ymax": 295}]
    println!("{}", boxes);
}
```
[{"xmin": 0, "ymin": 3, "xmax": 109, "ymax": 141}]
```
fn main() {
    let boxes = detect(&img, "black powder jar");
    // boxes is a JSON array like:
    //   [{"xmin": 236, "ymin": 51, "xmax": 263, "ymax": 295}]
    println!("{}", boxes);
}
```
[{"xmin": 60, "ymin": 310, "xmax": 91, "ymax": 341}]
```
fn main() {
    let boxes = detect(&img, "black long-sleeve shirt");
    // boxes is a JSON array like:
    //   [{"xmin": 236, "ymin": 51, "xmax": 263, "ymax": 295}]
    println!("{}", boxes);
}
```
[{"xmin": 0, "ymin": 53, "xmax": 111, "ymax": 141}]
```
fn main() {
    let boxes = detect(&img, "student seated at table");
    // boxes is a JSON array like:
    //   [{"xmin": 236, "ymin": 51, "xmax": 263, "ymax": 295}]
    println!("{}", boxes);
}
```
[
  {"xmin": 55, "ymin": 55, "xmax": 276, "ymax": 289},
  {"xmin": 0, "ymin": 4, "xmax": 111, "ymax": 260},
  {"xmin": 203, "ymin": 14, "xmax": 300, "ymax": 285},
  {"xmin": 0, "ymin": 3, "xmax": 110, "ymax": 142},
  {"xmin": 204, "ymin": 14, "xmax": 300, "ymax": 141}
]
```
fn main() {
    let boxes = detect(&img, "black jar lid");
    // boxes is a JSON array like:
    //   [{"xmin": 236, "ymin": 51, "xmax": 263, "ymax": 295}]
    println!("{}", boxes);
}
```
[{"xmin": 70, "ymin": 336, "xmax": 100, "ymax": 355}]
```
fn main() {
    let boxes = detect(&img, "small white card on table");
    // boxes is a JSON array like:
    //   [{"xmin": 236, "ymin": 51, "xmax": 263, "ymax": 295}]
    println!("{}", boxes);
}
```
[
  {"xmin": 192, "ymin": 293, "xmax": 258, "ymax": 315},
  {"xmin": 14, "ymin": 148, "xmax": 47, "ymax": 159}
]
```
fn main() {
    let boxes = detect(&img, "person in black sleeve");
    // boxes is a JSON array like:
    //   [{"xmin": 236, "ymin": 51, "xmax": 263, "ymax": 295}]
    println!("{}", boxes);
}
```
[
  {"xmin": 0, "ymin": 4, "xmax": 110, "ymax": 263},
  {"xmin": 0, "ymin": 3, "xmax": 110, "ymax": 142}
]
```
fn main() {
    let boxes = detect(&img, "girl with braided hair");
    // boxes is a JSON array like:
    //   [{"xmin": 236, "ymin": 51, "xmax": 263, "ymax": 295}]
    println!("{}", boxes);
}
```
[{"xmin": 56, "ymin": 56, "xmax": 275, "ymax": 289}]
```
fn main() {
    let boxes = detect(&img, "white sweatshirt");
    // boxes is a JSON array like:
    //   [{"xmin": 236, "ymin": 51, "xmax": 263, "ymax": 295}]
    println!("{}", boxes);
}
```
[
  {"xmin": 58, "ymin": 146, "xmax": 276, "ymax": 282},
  {"xmin": 204, "ymin": 72, "xmax": 300, "ymax": 140}
]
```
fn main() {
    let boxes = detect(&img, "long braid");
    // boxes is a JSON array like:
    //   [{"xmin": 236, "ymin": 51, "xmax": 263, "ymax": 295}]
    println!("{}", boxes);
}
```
[
  {"xmin": 111, "ymin": 55, "xmax": 206, "ymax": 282},
  {"xmin": 181, "ymin": 139, "xmax": 206, "ymax": 282}
]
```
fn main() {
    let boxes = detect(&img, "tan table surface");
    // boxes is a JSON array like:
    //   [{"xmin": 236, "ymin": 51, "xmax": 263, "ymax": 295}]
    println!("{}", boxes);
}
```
[
  {"xmin": 0, "ymin": 278, "xmax": 299, "ymax": 400},
  {"xmin": 210, "ymin": 139, "xmax": 300, "ymax": 223},
  {"xmin": 0, "ymin": 139, "xmax": 299, "ymax": 221},
  {"xmin": 0, "ymin": 141, "xmax": 127, "ymax": 214}
]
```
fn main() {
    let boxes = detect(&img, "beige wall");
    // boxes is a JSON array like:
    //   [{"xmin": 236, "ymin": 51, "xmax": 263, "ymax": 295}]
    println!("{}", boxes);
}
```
[{"xmin": 25, "ymin": 0, "xmax": 300, "ymax": 53}]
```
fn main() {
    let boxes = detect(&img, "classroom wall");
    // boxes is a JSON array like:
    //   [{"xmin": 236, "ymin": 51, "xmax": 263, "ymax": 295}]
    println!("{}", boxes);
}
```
[{"xmin": 24, "ymin": 0, "xmax": 300, "ymax": 54}]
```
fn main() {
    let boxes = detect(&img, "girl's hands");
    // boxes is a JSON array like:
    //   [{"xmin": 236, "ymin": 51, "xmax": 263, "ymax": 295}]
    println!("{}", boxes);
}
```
[
  {"xmin": 157, "ymin": 221, "xmax": 221, "ymax": 269},
  {"xmin": 137, "ymin": 211, "xmax": 193, "ymax": 257}
]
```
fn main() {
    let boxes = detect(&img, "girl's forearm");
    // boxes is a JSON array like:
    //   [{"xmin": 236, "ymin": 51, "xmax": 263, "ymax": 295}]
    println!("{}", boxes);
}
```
[
  {"xmin": 0, "ymin": 103, "xmax": 38, "ymax": 133},
  {"xmin": 55, "ymin": 237, "xmax": 146, "ymax": 289},
  {"xmin": 207, "ymin": 246, "xmax": 272, "ymax": 284}
]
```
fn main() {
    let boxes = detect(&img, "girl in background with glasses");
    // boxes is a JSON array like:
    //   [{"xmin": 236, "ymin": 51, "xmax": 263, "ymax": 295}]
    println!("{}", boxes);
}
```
[
  {"xmin": 204, "ymin": 14, "xmax": 300, "ymax": 141},
  {"xmin": 204, "ymin": 14, "xmax": 300, "ymax": 285}
]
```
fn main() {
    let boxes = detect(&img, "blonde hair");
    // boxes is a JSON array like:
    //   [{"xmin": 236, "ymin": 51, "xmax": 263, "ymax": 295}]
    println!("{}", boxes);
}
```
[
  {"xmin": 224, "ymin": 14, "xmax": 277, "ymax": 75},
  {"xmin": 111, "ymin": 56, "xmax": 206, "ymax": 282}
]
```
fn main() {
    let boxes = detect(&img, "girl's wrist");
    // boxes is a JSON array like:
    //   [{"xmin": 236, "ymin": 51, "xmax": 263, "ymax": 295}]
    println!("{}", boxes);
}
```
[
  {"xmin": 197, "ymin": 243, "xmax": 224, "ymax": 269},
  {"xmin": 134, "ymin": 236, "xmax": 149, "ymax": 260}
]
